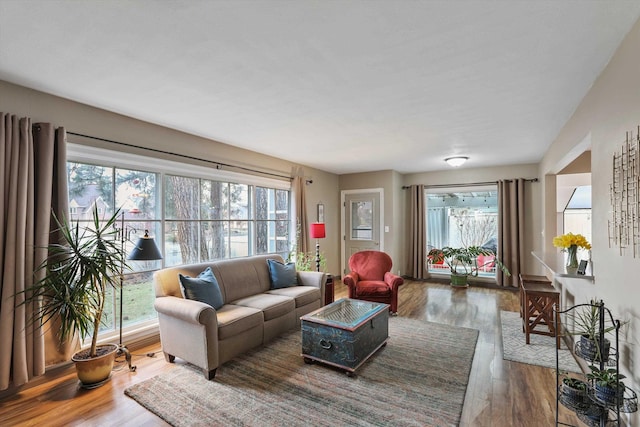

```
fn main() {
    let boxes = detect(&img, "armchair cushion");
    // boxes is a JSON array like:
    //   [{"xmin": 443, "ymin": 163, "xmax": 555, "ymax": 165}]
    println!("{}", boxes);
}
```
[
  {"xmin": 267, "ymin": 259, "xmax": 299, "ymax": 289},
  {"xmin": 179, "ymin": 267, "xmax": 224, "ymax": 310},
  {"xmin": 355, "ymin": 280, "xmax": 392, "ymax": 297}
]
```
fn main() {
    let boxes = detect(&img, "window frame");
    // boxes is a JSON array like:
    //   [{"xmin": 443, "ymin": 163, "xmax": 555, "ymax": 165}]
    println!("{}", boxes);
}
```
[
  {"xmin": 425, "ymin": 185, "xmax": 499, "ymax": 281},
  {"xmin": 67, "ymin": 142, "xmax": 292, "ymax": 346}
]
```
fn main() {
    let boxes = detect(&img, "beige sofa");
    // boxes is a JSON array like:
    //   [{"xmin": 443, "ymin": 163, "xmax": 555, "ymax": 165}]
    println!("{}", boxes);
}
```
[{"xmin": 153, "ymin": 254, "xmax": 325, "ymax": 379}]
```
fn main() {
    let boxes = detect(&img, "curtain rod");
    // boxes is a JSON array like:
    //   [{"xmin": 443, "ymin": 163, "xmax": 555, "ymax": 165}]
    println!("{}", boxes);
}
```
[
  {"xmin": 67, "ymin": 131, "xmax": 293, "ymax": 181},
  {"xmin": 402, "ymin": 178, "xmax": 538, "ymax": 190}
]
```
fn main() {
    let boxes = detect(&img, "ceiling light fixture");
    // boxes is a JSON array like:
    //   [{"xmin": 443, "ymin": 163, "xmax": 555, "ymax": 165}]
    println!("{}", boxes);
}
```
[{"xmin": 445, "ymin": 156, "xmax": 468, "ymax": 167}]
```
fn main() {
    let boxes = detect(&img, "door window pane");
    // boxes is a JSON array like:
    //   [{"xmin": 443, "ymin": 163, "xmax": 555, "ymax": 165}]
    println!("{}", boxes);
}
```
[{"xmin": 351, "ymin": 201, "xmax": 373, "ymax": 240}]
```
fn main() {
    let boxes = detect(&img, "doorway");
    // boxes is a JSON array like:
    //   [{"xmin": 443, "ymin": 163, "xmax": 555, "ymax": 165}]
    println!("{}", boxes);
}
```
[{"xmin": 341, "ymin": 189, "xmax": 384, "ymax": 275}]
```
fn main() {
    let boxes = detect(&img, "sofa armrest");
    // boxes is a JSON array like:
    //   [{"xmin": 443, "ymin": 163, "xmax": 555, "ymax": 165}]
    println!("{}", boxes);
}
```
[
  {"xmin": 297, "ymin": 271, "xmax": 325, "ymax": 288},
  {"xmin": 297, "ymin": 271, "xmax": 326, "ymax": 302},
  {"xmin": 154, "ymin": 296, "xmax": 218, "ymax": 328}
]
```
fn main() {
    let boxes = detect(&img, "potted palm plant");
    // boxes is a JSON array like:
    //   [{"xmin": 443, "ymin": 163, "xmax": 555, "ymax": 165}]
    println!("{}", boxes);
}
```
[
  {"xmin": 24, "ymin": 205, "xmax": 126, "ymax": 388},
  {"xmin": 427, "ymin": 246, "xmax": 510, "ymax": 287},
  {"xmin": 568, "ymin": 300, "xmax": 624, "ymax": 363}
]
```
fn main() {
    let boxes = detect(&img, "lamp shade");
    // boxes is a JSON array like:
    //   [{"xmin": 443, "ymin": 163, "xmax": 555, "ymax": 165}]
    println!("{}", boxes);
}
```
[
  {"xmin": 127, "ymin": 230, "xmax": 163, "ymax": 261},
  {"xmin": 310, "ymin": 223, "xmax": 326, "ymax": 239}
]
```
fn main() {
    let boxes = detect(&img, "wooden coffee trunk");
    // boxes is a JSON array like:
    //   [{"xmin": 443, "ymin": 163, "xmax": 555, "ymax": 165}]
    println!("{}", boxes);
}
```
[{"xmin": 301, "ymin": 299, "xmax": 389, "ymax": 374}]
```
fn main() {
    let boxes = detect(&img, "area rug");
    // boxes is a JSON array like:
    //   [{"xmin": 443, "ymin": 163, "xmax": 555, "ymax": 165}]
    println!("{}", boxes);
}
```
[
  {"xmin": 125, "ymin": 317, "xmax": 479, "ymax": 427},
  {"xmin": 500, "ymin": 310, "xmax": 581, "ymax": 373}
]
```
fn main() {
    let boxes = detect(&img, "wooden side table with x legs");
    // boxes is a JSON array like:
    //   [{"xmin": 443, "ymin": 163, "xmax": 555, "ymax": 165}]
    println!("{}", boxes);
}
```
[{"xmin": 519, "ymin": 274, "xmax": 560, "ymax": 349}]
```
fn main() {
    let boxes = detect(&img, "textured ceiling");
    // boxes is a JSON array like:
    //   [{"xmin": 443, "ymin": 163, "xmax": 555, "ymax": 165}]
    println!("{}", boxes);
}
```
[{"xmin": 1, "ymin": 1, "xmax": 639, "ymax": 174}]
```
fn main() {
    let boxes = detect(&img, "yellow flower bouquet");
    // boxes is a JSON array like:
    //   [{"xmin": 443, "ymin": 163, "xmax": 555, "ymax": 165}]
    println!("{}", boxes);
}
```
[
  {"xmin": 553, "ymin": 232, "xmax": 591, "ymax": 269},
  {"xmin": 553, "ymin": 233, "xmax": 592, "ymax": 250}
]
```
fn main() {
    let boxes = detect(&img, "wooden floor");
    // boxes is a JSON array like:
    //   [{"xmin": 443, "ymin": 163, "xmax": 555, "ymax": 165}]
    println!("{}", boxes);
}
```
[{"xmin": 0, "ymin": 280, "xmax": 583, "ymax": 427}]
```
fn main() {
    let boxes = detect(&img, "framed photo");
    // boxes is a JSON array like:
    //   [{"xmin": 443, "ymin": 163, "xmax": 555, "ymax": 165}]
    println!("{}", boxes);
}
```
[
  {"xmin": 317, "ymin": 203, "xmax": 324, "ymax": 222},
  {"xmin": 577, "ymin": 260, "xmax": 588, "ymax": 275}
]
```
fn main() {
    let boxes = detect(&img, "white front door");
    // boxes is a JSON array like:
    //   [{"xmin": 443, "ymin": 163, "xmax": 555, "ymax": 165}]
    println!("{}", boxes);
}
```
[{"xmin": 341, "ymin": 189, "xmax": 383, "ymax": 275}]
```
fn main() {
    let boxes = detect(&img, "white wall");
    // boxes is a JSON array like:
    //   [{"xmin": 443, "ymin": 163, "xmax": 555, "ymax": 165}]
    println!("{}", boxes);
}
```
[{"xmin": 539, "ymin": 18, "xmax": 640, "ymax": 426}]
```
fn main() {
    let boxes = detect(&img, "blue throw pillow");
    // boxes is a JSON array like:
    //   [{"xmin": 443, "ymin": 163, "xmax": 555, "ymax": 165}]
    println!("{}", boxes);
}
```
[
  {"xmin": 179, "ymin": 267, "xmax": 224, "ymax": 310},
  {"xmin": 267, "ymin": 259, "xmax": 298, "ymax": 289}
]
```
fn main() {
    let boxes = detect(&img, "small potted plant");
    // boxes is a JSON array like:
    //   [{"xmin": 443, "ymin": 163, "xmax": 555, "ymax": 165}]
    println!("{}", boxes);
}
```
[
  {"xmin": 568, "ymin": 300, "xmax": 623, "ymax": 363},
  {"xmin": 22, "ymin": 205, "xmax": 126, "ymax": 388},
  {"xmin": 587, "ymin": 366, "xmax": 626, "ymax": 406},
  {"xmin": 558, "ymin": 375, "xmax": 590, "ymax": 412},
  {"xmin": 427, "ymin": 246, "xmax": 510, "ymax": 287}
]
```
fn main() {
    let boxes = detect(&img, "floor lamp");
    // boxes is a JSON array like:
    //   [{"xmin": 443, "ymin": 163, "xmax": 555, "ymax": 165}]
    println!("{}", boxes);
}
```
[
  {"xmin": 309, "ymin": 223, "xmax": 326, "ymax": 272},
  {"xmin": 118, "ymin": 216, "xmax": 162, "ymax": 371}
]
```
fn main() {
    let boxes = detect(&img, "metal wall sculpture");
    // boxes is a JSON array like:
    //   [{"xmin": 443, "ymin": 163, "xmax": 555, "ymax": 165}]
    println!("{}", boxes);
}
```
[{"xmin": 609, "ymin": 126, "xmax": 640, "ymax": 257}]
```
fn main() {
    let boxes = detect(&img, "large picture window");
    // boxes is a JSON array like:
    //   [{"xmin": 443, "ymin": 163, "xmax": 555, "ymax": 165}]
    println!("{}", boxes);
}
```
[
  {"xmin": 426, "ymin": 188, "xmax": 498, "ymax": 278},
  {"xmin": 66, "ymin": 146, "xmax": 291, "ymax": 343}
]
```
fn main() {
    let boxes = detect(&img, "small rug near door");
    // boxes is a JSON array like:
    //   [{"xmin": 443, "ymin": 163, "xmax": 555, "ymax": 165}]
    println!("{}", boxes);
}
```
[
  {"xmin": 125, "ymin": 317, "xmax": 479, "ymax": 427},
  {"xmin": 500, "ymin": 310, "xmax": 581, "ymax": 373}
]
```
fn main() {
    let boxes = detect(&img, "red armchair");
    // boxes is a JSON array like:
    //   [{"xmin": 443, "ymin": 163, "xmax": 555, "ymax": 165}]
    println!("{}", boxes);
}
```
[{"xmin": 343, "ymin": 251, "xmax": 404, "ymax": 314}]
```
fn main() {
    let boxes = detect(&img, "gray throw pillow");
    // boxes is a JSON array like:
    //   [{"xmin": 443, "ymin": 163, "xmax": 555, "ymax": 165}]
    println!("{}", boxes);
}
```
[
  {"xmin": 267, "ymin": 259, "xmax": 298, "ymax": 289},
  {"xmin": 179, "ymin": 267, "xmax": 224, "ymax": 310}
]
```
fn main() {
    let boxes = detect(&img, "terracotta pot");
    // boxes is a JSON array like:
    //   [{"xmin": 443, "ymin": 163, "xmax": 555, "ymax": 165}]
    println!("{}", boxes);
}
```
[{"xmin": 71, "ymin": 343, "xmax": 118, "ymax": 387}]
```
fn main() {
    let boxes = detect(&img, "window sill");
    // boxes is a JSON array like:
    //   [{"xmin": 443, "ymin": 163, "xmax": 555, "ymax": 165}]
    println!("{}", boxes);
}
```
[{"xmin": 532, "ymin": 251, "xmax": 594, "ymax": 281}]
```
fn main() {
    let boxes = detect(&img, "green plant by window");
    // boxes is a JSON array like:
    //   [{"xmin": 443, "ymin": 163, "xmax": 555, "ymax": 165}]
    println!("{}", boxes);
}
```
[
  {"xmin": 24, "ymin": 205, "xmax": 126, "ymax": 358},
  {"xmin": 427, "ymin": 246, "xmax": 510, "ymax": 277}
]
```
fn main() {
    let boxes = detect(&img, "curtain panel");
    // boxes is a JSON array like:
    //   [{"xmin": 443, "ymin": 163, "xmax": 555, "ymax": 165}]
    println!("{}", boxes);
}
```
[
  {"xmin": 407, "ymin": 184, "xmax": 426, "ymax": 279},
  {"xmin": 497, "ymin": 179, "xmax": 525, "ymax": 288},
  {"xmin": 291, "ymin": 167, "xmax": 309, "ymax": 255},
  {"xmin": 0, "ymin": 113, "xmax": 68, "ymax": 391}
]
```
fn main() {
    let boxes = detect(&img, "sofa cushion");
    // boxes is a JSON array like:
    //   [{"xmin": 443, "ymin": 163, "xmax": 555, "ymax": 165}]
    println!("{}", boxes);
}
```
[
  {"xmin": 231, "ymin": 294, "xmax": 295, "ymax": 321},
  {"xmin": 267, "ymin": 259, "xmax": 298, "ymax": 289},
  {"xmin": 178, "ymin": 267, "xmax": 224, "ymax": 310},
  {"xmin": 267, "ymin": 286, "xmax": 321, "ymax": 308},
  {"xmin": 215, "ymin": 305, "xmax": 264, "ymax": 340}
]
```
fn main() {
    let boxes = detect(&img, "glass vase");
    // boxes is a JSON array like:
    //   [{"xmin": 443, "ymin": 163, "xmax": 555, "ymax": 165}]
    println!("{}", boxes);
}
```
[{"xmin": 566, "ymin": 244, "xmax": 579, "ymax": 269}]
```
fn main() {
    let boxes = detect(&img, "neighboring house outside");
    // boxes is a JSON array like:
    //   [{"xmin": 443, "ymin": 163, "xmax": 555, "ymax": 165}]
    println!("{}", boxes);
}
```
[{"xmin": 68, "ymin": 183, "xmax": 111, "ymax": 221}]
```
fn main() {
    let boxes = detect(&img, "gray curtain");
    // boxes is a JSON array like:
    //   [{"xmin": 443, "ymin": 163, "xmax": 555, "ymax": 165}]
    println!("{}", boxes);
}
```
[
  {"xmin": 0, "ymin": 113, "xmax": 68, "ymax": 390},
  {"xmin": 291, "ymin": 167, "xmax": 310, "ymax": 254},
  {"xmin": 497, "ymin": 179, "xmax": 524, "ymax": 288},
  {"xmin": 407, "ymin": 184, "xmax": 426, "ymax": 279}
]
